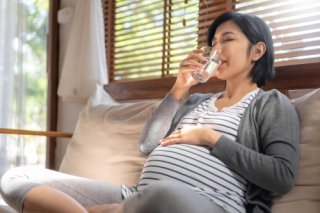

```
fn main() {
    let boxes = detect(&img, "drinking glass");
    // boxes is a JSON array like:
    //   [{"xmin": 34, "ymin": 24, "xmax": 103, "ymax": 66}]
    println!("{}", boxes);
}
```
[{"xmin": 191, "ymin": 46, "xmax": 220, "ymax": 83}]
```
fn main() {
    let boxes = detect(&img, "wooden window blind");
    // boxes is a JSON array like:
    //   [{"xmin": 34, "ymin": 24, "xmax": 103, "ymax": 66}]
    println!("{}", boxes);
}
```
[
  {"xmin": 235, "ymin": 0, "xmax": 320, "ymax": 67},
  {"xmin": 198, "ymin": 0, "xmax": 233, "ymax": 47},
  {"xmin": 106, "ymin": 0, "xmax": 200, "ymax": 82},
  {"xmin": 104, "ymin": 0, "xmax": 319, "ymax": 100}
]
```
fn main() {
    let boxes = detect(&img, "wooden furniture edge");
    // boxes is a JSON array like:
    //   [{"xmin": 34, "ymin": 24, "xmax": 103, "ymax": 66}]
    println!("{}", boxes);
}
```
[{"xmin": 0, "ymin": 128, "xmax": 72, "ymax": 138}]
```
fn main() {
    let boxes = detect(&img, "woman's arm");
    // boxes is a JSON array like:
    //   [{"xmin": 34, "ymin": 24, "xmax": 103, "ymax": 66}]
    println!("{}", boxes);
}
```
[
  {"xmin": 138, "ymin": 48, "xmax": 207, "ymax": 155},
  {"xmin": 138, "ymin": 93, "xmax": 184, "ymax": 155}
]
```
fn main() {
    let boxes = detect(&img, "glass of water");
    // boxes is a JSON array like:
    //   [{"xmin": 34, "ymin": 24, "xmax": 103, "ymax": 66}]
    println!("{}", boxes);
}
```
[{"xmin": 191, "ymin": 46, "xmax": 220, "ymax": 83}]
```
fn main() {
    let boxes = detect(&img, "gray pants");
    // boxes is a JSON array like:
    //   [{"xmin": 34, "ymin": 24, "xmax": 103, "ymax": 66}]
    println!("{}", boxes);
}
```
[{"xmin": 0, "ymin": 167, "xmax": 227, "ymax": 213}]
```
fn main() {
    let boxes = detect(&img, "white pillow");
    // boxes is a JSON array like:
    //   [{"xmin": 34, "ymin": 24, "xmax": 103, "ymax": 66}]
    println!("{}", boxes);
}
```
[
  {"xmin": 272, "ymin": 88, "xmax": 320, "ymax": 213},
  {"xmin": 59, "ymin": 85, "xmax": 160, "ymax": 185}
]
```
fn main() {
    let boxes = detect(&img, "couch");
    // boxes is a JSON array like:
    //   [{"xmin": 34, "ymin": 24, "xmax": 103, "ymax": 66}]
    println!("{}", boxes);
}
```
[{"xmin": 1, "ymin": 85, "xmax": 319, "ymax": 212}]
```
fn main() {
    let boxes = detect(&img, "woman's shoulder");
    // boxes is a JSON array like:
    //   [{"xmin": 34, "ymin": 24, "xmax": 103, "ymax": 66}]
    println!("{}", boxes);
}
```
[
  {"xmin": 257, "ymin": 89, "xmax": 291, "ymax": 103},
  {"xmin": 254, "ymin": 89, "xmax": 296, "ymax": 114},
  {"xmin": 248, "ymin": 89, "xmax": 299, "ymax": 137}
]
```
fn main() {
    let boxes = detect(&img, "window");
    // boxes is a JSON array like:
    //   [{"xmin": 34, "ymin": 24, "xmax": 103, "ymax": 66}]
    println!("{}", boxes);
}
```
[
  {"xmin": 106, "ymin": 0, "xmax": 200, "ymax": 81},
  {"xmin": 236, "ymin": 0, "xmax": 320, "ymax": 67},
  {"xmin": 104, "ymin": 0, "xmax": 320, "ymax": 100},
  {"xmin": 0, "ymin": 0, "xmax": 49, "ymax": 175}
]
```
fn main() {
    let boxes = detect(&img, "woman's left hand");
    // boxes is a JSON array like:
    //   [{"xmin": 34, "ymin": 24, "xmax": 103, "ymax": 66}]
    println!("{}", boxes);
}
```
[{"xmin": 159, "ymin": 127, "xmax": 221, "ymax": 148}]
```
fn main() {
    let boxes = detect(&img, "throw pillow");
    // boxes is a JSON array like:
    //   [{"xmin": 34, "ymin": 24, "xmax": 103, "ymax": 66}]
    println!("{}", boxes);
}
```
[
  {"xmin": 272, "ymin": 88, "xmax": 320, "ymax": 213},
  {"xmin": 59, "ymin": 85, "xmax": 160, "ymax": 185}
]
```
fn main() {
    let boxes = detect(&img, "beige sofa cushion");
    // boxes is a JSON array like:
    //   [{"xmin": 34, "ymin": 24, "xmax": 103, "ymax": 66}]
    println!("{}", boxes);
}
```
[
  {"xmin": 272, "ymin": 88, "xmax": 320, "ymax": 213},
  {"xmin": 59, "ymin": 85, "xmax": 159, "ymax": 185}
]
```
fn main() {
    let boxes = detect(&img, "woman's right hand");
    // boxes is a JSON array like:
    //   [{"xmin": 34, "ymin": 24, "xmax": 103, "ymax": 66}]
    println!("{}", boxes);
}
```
[{"xmin": 170, "ymin": 49, "xmax": 206, "ymax": 100}]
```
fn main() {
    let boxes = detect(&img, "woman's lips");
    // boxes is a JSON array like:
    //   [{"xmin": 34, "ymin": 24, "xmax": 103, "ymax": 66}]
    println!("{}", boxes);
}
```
[{"xmin": 219, "ymin": 60, "xmax": 226, "ymax": 67}]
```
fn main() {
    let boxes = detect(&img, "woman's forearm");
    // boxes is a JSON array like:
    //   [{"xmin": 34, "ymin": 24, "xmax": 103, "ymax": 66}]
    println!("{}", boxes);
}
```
[{"xmin": 138, "ymin": 93, "xmax": 183, "ymax": 155}]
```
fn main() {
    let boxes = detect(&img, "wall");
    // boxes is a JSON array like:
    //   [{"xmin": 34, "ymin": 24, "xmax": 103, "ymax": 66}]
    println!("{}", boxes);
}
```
[
  {"xmin": 54, "ymin": 0, "xmax": 147, "ymax": 169},
  {"xmin": 55, "ymin": 0, "xmax": 85, "ymax": 169}
]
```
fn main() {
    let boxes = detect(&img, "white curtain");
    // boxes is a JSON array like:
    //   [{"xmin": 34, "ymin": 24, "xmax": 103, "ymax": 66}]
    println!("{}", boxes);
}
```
[
  {"xmin": 58, "ymin": 0, "xmax": 108, "ymax": 102},
  {"xmin": 0, "ymin": 0, "xmax": 24, "ymax": 176},
  {"xmin": 0, "ymin": 0, "xmax": 48, "ymax": 176}
]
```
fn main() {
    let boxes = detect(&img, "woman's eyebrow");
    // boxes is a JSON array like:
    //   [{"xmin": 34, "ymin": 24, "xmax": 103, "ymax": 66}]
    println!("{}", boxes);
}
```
[{"xmin": 221, "ymin": 31, "xmax": 236, "ymax": 36}]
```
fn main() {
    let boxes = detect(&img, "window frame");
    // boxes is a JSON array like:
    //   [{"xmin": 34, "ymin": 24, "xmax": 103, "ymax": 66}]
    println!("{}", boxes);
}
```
[
  {"xmin": 47, "ymin": 0, "xmax": 60, "ymax": 169},
  {"xmin": 104, "ymin": 0, "xmax": 320, "ymax": 100}
]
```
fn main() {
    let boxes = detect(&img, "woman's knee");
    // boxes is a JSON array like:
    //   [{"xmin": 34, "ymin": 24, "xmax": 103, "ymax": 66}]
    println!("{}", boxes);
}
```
[
  {"xmin": 1, "ymin": 167, "xmax": 39, "ymax": 194},
  {"xmin": 0, "ymin": 167, "xmax": 40, "ymax": 211}
]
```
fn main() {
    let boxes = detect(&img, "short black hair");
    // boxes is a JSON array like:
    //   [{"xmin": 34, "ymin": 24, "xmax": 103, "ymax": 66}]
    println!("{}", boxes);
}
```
[{"xmin": 207, "ymin": 12, "xmax": 275, "ymax": 87}]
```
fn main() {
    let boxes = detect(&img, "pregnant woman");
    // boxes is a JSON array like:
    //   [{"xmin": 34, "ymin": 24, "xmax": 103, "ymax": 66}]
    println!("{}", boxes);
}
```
[{"xmin": 0, "ymin": 12, "xmax": 299, "ymax": 213}]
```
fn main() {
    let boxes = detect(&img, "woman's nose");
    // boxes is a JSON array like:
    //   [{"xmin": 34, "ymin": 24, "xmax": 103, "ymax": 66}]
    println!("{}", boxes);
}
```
[
  {"xmin": 212, "ymin": 45, "xmax": 222, "ymax": 55},
  {"xmin": 212, "ymin": 42, "xmax": 221, "ymax": 52}
]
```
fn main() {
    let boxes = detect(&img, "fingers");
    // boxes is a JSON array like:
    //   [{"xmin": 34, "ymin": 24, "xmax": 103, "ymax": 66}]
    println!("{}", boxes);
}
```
[
  {"xmin": 160, "ymin": 138, "xmax": 181, "ymax": 146},
  {"xmin": 175, "ymin": 48, "xmax": 207, "ymax": 88},
  {"xmin": 160, "ymin": 130, "xmax": 181, "ymax": 146},
  {"xmin": 179, "ymin": 59, "xmax": 202, "ymax": 71},
  {"xmin": 168, "ymin": 129, "xmax": 181, "ymax": 137},
  {"xmin": 179, "ymin": 52, "xmax": 206, "ymax": 71}
]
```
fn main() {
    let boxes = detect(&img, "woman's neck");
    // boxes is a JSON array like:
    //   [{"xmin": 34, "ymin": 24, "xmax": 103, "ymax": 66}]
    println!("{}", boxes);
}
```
[{"xmin": 223, "ymin": 80, "xmax": 258, "ymax": 100}]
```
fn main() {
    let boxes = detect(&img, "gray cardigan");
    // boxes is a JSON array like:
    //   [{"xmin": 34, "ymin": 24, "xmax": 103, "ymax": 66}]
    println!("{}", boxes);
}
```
[{"xmin": 138, "ymin": 89, "xmax": 300, "ymax": 213}]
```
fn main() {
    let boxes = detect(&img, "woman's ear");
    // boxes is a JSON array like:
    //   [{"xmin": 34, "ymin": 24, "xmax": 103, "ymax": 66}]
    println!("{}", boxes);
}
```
[{"xmin": 251, "ymin": 42, "xmax": 266, "ymax": 62}]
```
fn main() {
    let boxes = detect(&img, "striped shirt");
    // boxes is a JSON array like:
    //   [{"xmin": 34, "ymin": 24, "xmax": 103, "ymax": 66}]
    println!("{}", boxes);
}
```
[{"xmin": 123, "ymin": 89, "xmax": 259, "ymax": 213}]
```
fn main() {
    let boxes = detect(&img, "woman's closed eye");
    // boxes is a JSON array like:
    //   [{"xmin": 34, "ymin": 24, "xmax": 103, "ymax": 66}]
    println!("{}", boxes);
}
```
[
  {"xmin": 224, "ymin": 38, "xmax": 234, "ymax": 42},
  {"xmin": 211, "ymin": 37, "xmax": 235, "ymax": 47},
  {"xmin": 222, "ymin": 36, "xmax": 235, "ymax": 42}
]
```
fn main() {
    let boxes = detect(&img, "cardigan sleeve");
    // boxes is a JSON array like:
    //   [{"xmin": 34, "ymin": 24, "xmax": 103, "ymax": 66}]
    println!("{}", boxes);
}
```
[
  {"xmin": 210, "ymin": 90, "xmax": 300, "ymax": 194},
  {"xmin": 138, "ymin": 93, "xmax": 183, "ymax": 155}
]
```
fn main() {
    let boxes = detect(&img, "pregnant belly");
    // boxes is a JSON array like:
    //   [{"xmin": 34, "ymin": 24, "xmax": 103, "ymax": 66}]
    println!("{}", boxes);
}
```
[{"xmin": 137, "ymin": 144, "xmax": 247, "ymax": 196}]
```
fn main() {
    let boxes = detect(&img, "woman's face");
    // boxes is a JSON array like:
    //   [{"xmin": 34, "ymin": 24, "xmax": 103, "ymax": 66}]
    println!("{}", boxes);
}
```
[{"xmin": 212, "ymin": 20, "xmax": 255, "ymax": 82}]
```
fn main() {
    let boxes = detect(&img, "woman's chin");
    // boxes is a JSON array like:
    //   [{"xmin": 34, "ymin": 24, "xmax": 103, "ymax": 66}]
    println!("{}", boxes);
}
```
[{"xmin": 214, "ymin": 69, "xmax": 225, "ymax": 80}]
